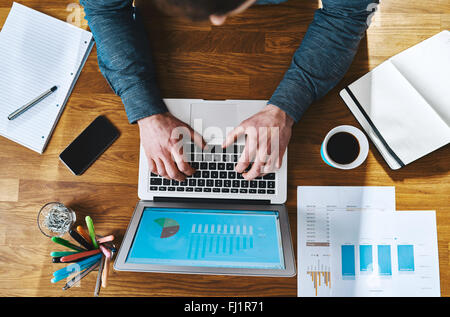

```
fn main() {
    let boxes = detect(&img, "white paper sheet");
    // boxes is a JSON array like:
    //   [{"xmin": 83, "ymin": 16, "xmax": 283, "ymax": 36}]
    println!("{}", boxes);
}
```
[
  {"xmin": 0, "ymin": 2, "xmax": 93, "ymax": 153},
  {"xmin": 330, "ymin": 211, "xmax": 440, "ymax": 297},
  {"xmin": 297, "ymin": 186, "xmax": 396, "ymax": 297},
  {"xmin": 391, "ymin": 30, "xmax": 450, "ymax": 125}
]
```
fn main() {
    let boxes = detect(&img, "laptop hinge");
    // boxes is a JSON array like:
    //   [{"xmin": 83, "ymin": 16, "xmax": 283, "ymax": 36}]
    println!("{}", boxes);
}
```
[{"xmin": 153, "ymin": 197, "xmax": 271, "ymax": 205}]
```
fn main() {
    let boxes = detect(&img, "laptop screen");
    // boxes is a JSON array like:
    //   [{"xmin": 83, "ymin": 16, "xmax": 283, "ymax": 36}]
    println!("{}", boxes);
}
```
[{"xmin": 125, "ymin": 207, "xmax": 285, "ymax": 270}]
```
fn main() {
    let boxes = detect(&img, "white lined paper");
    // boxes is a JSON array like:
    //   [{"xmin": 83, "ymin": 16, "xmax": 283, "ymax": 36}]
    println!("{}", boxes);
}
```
[{"xmin": 0, "ymin": 2, "xmax": 93, "ymax": 153}]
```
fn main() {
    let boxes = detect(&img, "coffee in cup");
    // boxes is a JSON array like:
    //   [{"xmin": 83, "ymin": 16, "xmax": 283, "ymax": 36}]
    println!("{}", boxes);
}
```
[{"xmin": 321, "ymin": 125, "xmax": 369, "ymax": 169}]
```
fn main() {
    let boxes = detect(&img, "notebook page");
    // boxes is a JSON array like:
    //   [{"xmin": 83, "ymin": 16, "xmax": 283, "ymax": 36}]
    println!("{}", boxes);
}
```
[
  {"xmin": 0, "ymin": 2, "xmax": 93, "ymax": 153},
  {"xmin": 347, "ymin": 61, "xmax": 450, "ymax": 165},
  {"xmin": 391, "ymin": 31, "xmax": 450, "ymax": 126}
]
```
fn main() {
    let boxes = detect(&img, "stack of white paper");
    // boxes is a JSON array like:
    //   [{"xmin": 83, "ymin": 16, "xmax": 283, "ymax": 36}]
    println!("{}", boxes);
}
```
[
  {"xmin": 297, "ymin": 186, "xmax": 440, "ymax": 297},
  {"xmin": 330, "ymin": 210, "xmax": 440, "ymax": 297}
]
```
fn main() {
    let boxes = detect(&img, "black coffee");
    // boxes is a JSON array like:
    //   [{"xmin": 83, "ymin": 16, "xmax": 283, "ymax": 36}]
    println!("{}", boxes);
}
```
[{"xmin": 326, "ymin": 132, "xmax": 360, "ymax": 165}]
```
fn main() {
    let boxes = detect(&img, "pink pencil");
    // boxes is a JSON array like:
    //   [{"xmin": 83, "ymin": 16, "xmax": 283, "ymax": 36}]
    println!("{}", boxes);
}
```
[
  {"xmin": 99, "ymin": 244, "xmax": 111, "ymax": 259},
  {"xmin": 97, "ymin": 235, "xmax": 114, "ymax": 244}
]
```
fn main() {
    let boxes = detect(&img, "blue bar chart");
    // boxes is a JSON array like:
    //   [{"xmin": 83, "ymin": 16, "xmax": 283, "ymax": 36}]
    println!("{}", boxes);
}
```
[
  {"xmin": 187, "ymin": 223, "xmax": 255, "ymax": 259},
  {"xmin": 341, "ymin": 245, "xmax": 355, "ymax": 280},
  {"xmin": 359, "ymin": 245, "xmax": 373, "ymax": 273},
  {"xmin": 378, "ymin": 245, "xmax": 392, "ymax": 276},
  {"xmin": 331, "ymin": 211, "xmax": 440, "ymax": 297},
  {"xmin": 339, "ymin": 243, "xmax": 415, "ymax": 277},
  {"xmin": 398, "ymin": 245, "xmax": 414, "ymax": 272}
]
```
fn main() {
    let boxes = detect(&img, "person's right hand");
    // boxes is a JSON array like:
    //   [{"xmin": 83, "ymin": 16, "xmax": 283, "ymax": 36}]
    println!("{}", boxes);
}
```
[{"xmin": 138, "ymin": 112, "xmax": 205, "ymax": 181}]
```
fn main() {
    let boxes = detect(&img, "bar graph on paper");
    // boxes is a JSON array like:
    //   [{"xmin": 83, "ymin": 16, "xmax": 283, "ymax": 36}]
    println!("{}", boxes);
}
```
[
  {"xmin": 306, "ymin": 260, "xmax": 331, "ymax": 296},
  {"xmin": 330, "ymin": 211, "xmax": 440, "ymax": 297},
  {"xmin": 297, "ymin": 186, "xmax": 397, "ymax": 297},
  {"xmin": 340, "ymin": 244, "xmax": 415, "ymax": 280}
]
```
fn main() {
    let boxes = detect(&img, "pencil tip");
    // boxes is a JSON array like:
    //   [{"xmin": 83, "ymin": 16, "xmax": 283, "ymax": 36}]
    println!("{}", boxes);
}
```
[{"xmin": 51, "ymin": 86, "xmax": 58, "ymax": 92}]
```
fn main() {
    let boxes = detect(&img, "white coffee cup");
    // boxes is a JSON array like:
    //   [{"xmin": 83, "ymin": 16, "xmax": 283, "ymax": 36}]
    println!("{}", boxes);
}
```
[{"xmin": 320, "ymin": 125, "xmax": 369, "ymax": 170}]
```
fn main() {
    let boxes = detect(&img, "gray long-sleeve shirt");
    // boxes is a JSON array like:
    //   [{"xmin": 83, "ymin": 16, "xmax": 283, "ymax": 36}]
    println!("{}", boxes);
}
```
[{"xmin": 80, "ymin": 0, "xmax": 377, "ymax": 123}]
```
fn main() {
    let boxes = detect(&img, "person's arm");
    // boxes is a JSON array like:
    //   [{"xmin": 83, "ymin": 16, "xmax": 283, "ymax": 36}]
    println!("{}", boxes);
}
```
[
  {"xmin": 81, "ymin": 0, "xmax": 205, "ymax": 180},
  {"xmin": 80, "ymin": 0, "xmax": 168, "ymax": 123},
  {"xmin": 269, "ymin": 0, "xmax": 378, "ymax": 122},
  {"xmin": 227, "ymin": 0, "xmax": 378, "ymax": 179}
]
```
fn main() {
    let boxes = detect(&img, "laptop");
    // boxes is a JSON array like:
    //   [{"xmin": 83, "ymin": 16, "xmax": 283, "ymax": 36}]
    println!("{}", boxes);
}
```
[{"xmin": 114, "ymin": 99, "xmax": 295, "ymax": 277}]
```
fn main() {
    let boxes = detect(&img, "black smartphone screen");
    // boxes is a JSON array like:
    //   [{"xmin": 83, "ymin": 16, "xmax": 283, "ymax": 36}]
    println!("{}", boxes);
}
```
[{"xmin": 59, "ymin": 115, "xmax": 119, "ymax": 175}]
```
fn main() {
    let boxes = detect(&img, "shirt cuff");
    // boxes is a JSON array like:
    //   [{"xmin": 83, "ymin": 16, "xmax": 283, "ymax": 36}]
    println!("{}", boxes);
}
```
[
  {"xmin": 268, "ymin": 80, "xmax": 314, "ymax": 123},
  {"xmin": 120, "ymin": 81, "xmax": 168, "ymax": 124}
]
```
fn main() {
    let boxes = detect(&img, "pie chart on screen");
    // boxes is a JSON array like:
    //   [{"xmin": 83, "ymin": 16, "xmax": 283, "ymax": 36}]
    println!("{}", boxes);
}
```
[{"xmin": 154, "ymin": 218, "xmax": 180, "ymax": 238}]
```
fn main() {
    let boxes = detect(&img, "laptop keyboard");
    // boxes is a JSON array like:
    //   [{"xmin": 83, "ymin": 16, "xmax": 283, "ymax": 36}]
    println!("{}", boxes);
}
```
[{"xmin": 149, "ymin": 142, "xmax": 276, "ymax": 195}]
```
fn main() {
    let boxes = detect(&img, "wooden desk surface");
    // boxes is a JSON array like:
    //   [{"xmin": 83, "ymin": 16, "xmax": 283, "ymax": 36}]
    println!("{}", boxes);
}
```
[{"xmin": 0, "ymin": 0, "xmax": 448, "ymax": 297}]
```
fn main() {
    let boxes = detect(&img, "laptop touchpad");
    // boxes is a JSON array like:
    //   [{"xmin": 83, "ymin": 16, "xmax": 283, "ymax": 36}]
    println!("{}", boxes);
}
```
[{"xmin": 190, "ymin": 103, "xmax": 239, "ymax": 144}]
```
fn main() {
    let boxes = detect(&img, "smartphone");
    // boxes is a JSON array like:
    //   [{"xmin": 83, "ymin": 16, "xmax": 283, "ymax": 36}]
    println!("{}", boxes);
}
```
[{"xmin": 59, "ymin": 115, "xmax": 120, "ymax": 175}]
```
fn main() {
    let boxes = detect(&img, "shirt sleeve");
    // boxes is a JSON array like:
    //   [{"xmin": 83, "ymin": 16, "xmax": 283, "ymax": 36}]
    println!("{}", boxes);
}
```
[
  {"xmin": 268, "ymin": 0, "xmax": 379, "ymax": 122},
  {"xmin": 80, "ymin": 0, "xmax": 168, "ymax": 124}
]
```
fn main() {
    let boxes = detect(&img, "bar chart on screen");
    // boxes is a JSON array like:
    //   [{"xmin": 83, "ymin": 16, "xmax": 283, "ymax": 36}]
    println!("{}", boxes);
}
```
[
  {"xmin": 187, "ymin": 223, "xmax": 255, "ymax": 259},
  {"xmin": 127, "ymin": 208, "xmax": 284, "ymax": 269}
]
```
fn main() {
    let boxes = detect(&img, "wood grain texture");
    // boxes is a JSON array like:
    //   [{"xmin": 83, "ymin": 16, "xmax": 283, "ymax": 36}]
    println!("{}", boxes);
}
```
[
  {"xmin": 0, "ymin": 179, "xmax": 19, "ymax": 202},
  {"xmin": 0, "ymin": 0, "xmax": 448, "ymax": 297}
]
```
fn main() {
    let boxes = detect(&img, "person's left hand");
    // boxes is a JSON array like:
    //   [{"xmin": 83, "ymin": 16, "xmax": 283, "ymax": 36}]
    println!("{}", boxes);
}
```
[{"xmin": 222, "ymin": 104, "xmax": 294, "ymax": 180}]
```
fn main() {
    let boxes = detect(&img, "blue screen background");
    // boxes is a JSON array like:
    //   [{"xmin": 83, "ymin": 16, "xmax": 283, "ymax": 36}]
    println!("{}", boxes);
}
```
[{"xmin": 126, "ymin": 208, "xmax": 284, "ymax": 269}]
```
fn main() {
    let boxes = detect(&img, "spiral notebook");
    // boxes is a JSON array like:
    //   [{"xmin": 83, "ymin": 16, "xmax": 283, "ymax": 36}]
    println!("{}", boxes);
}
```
[
  {"xmin": 340, "ymin": 31, "xmax": 450, "ymax": 169},
  {"xmin": 0, "ymin": 2, "xmax": 94, "ymax": 154}
]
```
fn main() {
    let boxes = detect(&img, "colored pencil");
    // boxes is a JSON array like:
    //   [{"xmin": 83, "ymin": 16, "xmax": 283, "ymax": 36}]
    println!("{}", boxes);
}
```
[
  {"xmin": 51, "ymin": 236, "xmax": 85, "ymax": 252},
  {"xmin": 62, "ymin": 260, "xmax": 100, "ymax": 290},
  {"xmin": 76, "ymin": 225, "xmax": 92, "ymax": 244},
  {"xmin": 50, "ymin": 251, "xmax": 79, "ymax": 257},
  {"xmin": 94, "ymin": 256, "xmax": 105, "ymax": 296},
  {"xmin": 69, "ymin": 228, "xmax": 94, "ymax": 250},
  {"xmin": 60, "ymin": 249, "xmax": 101, "ymax": 262},
  {"xmin": 101, "ymin": 256, "xmax": 110, "ymax": 288},
  {"xmin": 99, "ymin": 244, "xmax": 111, "ymax": 259},
  {"xmin": 53, "ymin": 254, "xmax": 101, "ymax": 278},
  {"xmin": 97, "ymin": 235, "xmax": 114, "ymax": 244},
  {"xmin": 51, "ymin": 254, "xmax": 101, "ymax": 282},
  {"xmin": 85, "ymin": 216, "xmax": 99, "ymax": 249}
]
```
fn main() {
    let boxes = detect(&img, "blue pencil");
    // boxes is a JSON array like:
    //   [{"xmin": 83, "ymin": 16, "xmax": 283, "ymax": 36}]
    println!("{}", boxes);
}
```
[
  {"xmin": 52, "ymin": 254, "xmax": 101, "ymax": 278},
  {"xmin": 51, "ymin": 258, "xmax": 100, "ymax": 283}
]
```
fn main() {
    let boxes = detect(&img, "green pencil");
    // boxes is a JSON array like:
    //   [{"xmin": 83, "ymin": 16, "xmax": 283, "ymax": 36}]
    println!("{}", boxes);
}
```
[
  {"xmin": 51, "ymin": 237, "xmax": 85, "ymax": 252},
  {"xmin": 50, "ymin": 251, "xmax": 79, "ymax": 257},
  {"xmin": 85, "ymin": 216, "xmax": 99, "ymax": 249}
]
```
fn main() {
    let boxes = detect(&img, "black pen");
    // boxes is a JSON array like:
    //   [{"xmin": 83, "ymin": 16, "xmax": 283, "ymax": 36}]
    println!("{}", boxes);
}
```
[
  {"xmin": 7, "ymin": 85, "xmax": 58, "ymax": 120},
  {"xmin": 69, "ymin": 228, "xmax": 94, "ymax": 250}
]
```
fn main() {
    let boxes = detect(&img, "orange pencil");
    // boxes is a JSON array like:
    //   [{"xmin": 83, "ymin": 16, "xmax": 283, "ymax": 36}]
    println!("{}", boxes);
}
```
[
  {"xmin": 60, "ymin": 249, "xmax": 101, "ymax": 262},
  {"xmin": 76, "ymin": 225, "xmax": 92, "ymax": 244},
  {"xmin": 101, "ymin": 256, "xmax": 110, "ymax": 288}
]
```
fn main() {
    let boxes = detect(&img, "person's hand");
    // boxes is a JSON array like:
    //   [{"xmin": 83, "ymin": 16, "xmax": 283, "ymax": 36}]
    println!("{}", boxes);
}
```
[
  {"xmin": 222, "ymin": 104, "xmax": 294, "ymax": 180},
  {"xmin": 138, "ymin": 112, "xmax": 205, "ymax": 181}
]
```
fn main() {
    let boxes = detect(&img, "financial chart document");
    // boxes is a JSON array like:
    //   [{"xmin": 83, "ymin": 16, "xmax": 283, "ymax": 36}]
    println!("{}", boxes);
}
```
[
  {"xmin": 297, "ymin": 186, "xmax": 396, "ymax": 297},
  {"xmin": 330, "ymin": 211, "xmax": 440, "ymax": 296},
  {"xmin": 127, "ymin": 208, "xmax": 284, "ymax": 269}
]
